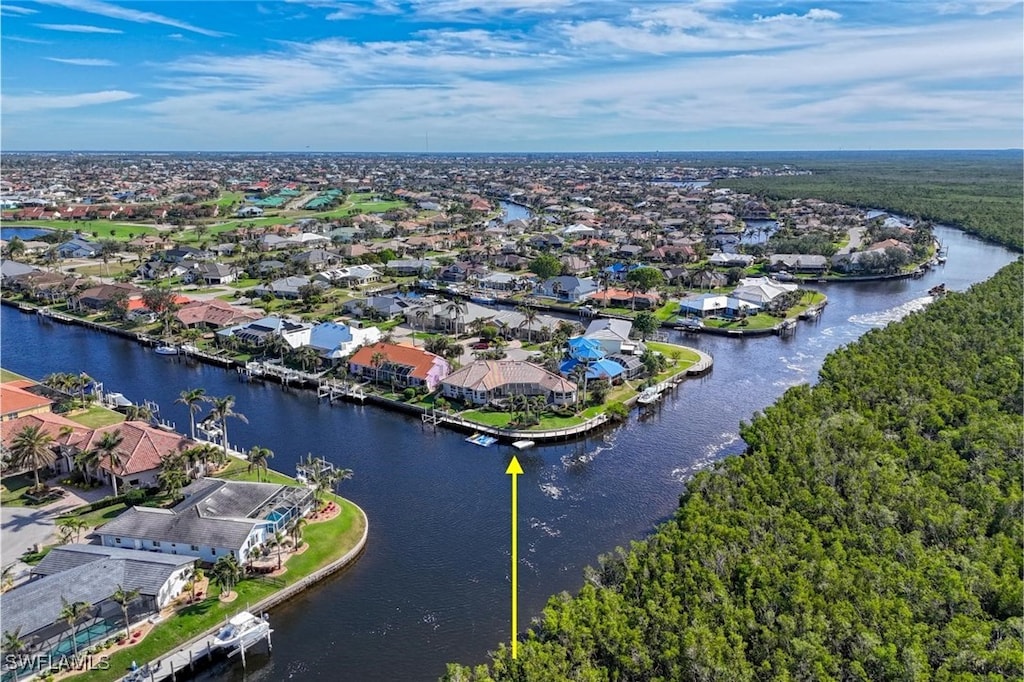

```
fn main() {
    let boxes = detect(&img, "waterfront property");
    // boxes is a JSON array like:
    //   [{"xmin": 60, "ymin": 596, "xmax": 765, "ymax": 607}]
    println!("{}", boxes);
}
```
[
  {"xmin": 348, "ymin": 342, "xmax": 451, "ymax": 391},
  {"xmin": 441, "ymin": 360, "xmax": 577, "ymax": 406},
  {"xmin": 0, "ymin": 544, "xmax": 195, "ymax": 667},
  {"xmin": 96, "ymin": 477, "xmax": 315, "ymax": 564},
  {"xmin": 0, "ymin": 379, "xmax": 53, "ymax": 421}
]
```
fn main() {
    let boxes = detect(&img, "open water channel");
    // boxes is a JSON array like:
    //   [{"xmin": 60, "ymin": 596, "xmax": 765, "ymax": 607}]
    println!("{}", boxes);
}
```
[{"xmin": 0, "ymin": 223, "xmax": 1017, "ymax": 680}]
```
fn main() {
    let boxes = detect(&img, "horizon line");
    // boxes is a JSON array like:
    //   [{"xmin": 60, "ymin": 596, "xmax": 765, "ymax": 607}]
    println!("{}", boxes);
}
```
[{"xmin": 2, "ymin": 148, "xmax": 1021, "ymax": 155}]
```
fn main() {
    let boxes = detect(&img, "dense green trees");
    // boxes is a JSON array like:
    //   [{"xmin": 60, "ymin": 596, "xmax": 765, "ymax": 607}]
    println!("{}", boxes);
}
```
[
  {"xmin": 446, "ymin": 261, "xmax": 1023, "ymax": 681},
  {"xmin": 720, "ymin": 153, "xmax": 1023, "ymax": 251}
]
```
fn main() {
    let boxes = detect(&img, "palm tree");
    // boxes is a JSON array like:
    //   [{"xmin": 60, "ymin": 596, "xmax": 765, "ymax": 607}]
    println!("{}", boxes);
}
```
[
  {"xmin": 413, "ymin": 308, "xmax": 430, "ymax": 336},
  {"xmin": 2, "ymin": 628, "xmax": 26, "ymax": 656},
  {"xmin": 247, "ymin": 446, "xmax": 274, "ymax": 482},
  {"xmin": 209, "ymin": 395, "xmax": 247, "ymax": 460},
  {"xmin": 297, "ymin": 346, "xmax": 320, "ymax": 373},
  {"xmin": 176, "ymin": 388, "xmax": 208, "ymax": 440},
  {"xmin": 111, "ymin": 585, "xmax": 140, "ymax": 639},
  {"xmin": 157, "ymin": 455, "xmax": 189, "ymax": 497},
  {"xmin": 370, "ymin": 351, "xmax": 388, "ymax": 387},
  {"xmin": 59, "ymin": 597, "xmax": 92, "ymax": 656},
  {"xmin": 571, "ymin": 365, "xmax": 589, "ymax": 410},
  {"xmin": 515, "ymin": 305, "xmax": 538, "ymax": 342},
  {"xmin": 211, "ymin": 555, "xmax": 241, "ymax": 598},
  {"xmin": 95, "ymin": 429, "xmax": 125, "ymax": 496},
  {"xmin": 271, "ymin": 530, "xmax": 287, "ymax": 570},
  {"xmin": 445, "ymin": 299, "xmax": 468, "ymax": 335},
  {"xmin": 183, "ymin": 564, "xmax": 204, "ymax": 603},
  {"xmin": 288, "ymin": 517, "xmax": 308, "ymax": 548},
  {"xmin": 55, "ymin": 516, "xmax": 89, "ymax": 544},
  {"xmin": 10, "ymin": 424, "xmax": 56, "ymax": 492},
  {"xmin": 1, "ymin": 564, "xmax": 15, "ymax": 593}
]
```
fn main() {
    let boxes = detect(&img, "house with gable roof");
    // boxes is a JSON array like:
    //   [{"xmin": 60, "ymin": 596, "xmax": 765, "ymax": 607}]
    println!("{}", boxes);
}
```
[{"xmin": 348, "ymin": 342, "xmax": 450, "ymax": 391}]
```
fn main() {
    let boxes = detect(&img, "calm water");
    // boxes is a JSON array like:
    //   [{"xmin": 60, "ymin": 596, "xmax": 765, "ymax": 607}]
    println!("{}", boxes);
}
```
[
  {"xmin": 0, "ymin": 223, "xmax": 1017, "ymax": 681},
  {"xmin": 1, "ymin": 226, "xmax": 53, "ymax": 241}
]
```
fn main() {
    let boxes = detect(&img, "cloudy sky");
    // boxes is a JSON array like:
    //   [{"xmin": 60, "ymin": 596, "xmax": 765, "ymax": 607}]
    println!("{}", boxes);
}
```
[{"xmin": 2, "ymin": 0, "xmax": 1021, "ymax": 151}]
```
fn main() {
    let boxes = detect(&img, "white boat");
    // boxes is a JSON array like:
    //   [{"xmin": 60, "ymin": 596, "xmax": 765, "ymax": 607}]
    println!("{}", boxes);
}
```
[
  {"xmin": 154, "ymin": 345, "xmax": 179, "ymax": 355},
  {"xmin": 511, "ymin": 440, "xmax": 535, "ymax": 450},
  {"xmin": 213, "ymin": 612, "xmax": 270, "ymax": 650},
  {"xmin": 636, "ymin": 386, "xmax": 663, "ymax": 405}
]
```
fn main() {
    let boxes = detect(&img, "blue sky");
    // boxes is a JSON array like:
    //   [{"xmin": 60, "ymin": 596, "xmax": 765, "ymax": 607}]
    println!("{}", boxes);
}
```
[{"xmin": 2, "ymin": 0, "xmax": 1022, "ymax": 151}]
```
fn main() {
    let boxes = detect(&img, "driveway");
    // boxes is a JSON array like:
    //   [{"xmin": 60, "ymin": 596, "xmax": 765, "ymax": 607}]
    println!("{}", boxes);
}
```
[
  {"xmin": 836, "ymin": 226, "xmax": 865, "ymax": 255},
  {"xmin": 1, "ymin": 480, "xmax": 110, "ymax": 583}
]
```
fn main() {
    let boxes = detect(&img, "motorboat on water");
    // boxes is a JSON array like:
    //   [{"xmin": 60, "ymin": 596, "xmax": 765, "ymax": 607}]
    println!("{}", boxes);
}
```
[
  {"xmin": 154, "ymin": 345, "xmax": 179, "ymax": 355},
  {"xmin": 511, "ymin": 440, "xmax": 535, "ymax": 450},
  {"xmin": 636, "ymin": 386, "xmax": 663, "ymax": 405},
  {"xmin": 213, "ymin": 612, "xmax": 270, "ymax": 650}
]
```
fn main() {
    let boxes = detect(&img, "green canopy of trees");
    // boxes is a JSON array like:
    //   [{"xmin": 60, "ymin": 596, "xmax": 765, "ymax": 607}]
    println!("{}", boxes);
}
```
[{"xmin": 445, "ymin": 261, "xmax": 1023, "ymax": 681}]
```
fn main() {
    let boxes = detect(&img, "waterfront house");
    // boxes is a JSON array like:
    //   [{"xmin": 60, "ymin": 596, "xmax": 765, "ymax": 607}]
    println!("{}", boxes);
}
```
[
  {"xmin": 217, "ymin": 316, "xmax": 310, "ymax": 349},
  {"xmin": 69, "ymin": 283, "xmax": 145, "ymax": 313},
  {"xmin": 477, "ymin": 272, "xmax": 522, "ymax": 292},
  {"xmin": 305, "ymin": 322, "xmax": 383, "ymax": 365},
  {"xmin": 583, "ymin": 318, "xmax": 639, "ymax": 356},
  {"xmin": 314, "ymin": 264, "xmax": 380, "ymax": 287},
  {"xmin": 348, "ymin": 342, "xmax": 450, "ymax": 391},
  {"xmin": 708, "ymin": 252, "xmax": 755, "ymax": 268},
  {"xmin": 441, "ymin": 360, "xmax": 577, "ymax": 406},
  {"xmin": 534, "ymin": 276, "xmax": 599, "ymax": 303},
  {"xmin": 342, "ymin": 295, "xmax": 419, "ymax": 320},
  {"xmin": 732, "ymin": 276, "xmax": 798, "ymax": 306},
  {"xmin": 175, "ymin": 299, "xmax": 262, "ymax": 330},
  {"xmin": 96, "ymin": 477, "xmax": 315, "ymax": 564},
  {"xmin": 586, "ymin": 287, "xmax": 661, "ymax": 310},
  {"xmin": 386, "ymin": 259, "xmax": 436, "ymax": 276},
  {"xmin": 76, "ymin": 421, "xmax": 195, "ymax": 490},
  {"xmin": 678, "ymin": 294, "xmax": 758, "ymax": 318},
  {"xmin": 559, "ymin": 337, "xmax": 625, "ymax": 382},
  {"xmin": 768, "ymin": 254, "xmax": 828, "ymax": 274},
  {"xmin": 0, "ymin": 545, "xmax": 195, "ymax": 661},
  {"xmin": 0, "ymin": 380, "xmax": 54, "ymax": 421}
]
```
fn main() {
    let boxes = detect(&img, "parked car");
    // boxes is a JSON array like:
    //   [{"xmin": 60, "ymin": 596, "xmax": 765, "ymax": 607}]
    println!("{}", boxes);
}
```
[{"xmin": 471, "ymin": 341, "xmax": 490, "ymax": 350}]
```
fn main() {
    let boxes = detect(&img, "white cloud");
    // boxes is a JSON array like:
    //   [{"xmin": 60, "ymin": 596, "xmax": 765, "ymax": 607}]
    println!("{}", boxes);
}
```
[
  {"xmin": 5, "ymin": 36, "xmax": 50, "ymax": 44},
  {"xmin": 34, "ymin": 0, "xmax": 225, "ymax": 37},
  {"xmin": 46, "ymin": 57, "xmax": 118, "ymax": 66},
  {"xmin": 34, "ymin": 23, "xmax": 122, "ymax": 33},
  {"xmin": 3, "ymin": 90, "xmax": 137, "ymax": 113},
  {"xmin": 0, "ymin": 5, "xmax": 38, "ymax": 15},
  {"xmin": 755, "ymin": 8, "xmax": 842, "ymax": 23}
]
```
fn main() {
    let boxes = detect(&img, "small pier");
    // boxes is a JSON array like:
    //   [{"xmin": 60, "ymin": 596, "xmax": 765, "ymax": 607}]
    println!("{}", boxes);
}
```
[{"xmin": 317, "ymin": 379, "xmax": 367, "ymax": 403}]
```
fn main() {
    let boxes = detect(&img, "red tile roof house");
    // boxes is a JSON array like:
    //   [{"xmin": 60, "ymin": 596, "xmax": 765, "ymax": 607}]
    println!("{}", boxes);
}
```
[
  {"xmin": 0, "ymin": 380, "xmax": 54, "ymax": 421},
  {"xmin": 175, "ymin": 299, "xmax": 262, "ymax": 330},
  {"xmin": 1, "ymin": 417, "xmax": 194, "ymax": 489},
  {"xmin": 348, "ymin": 342, "xmax": 451, "ymax": 392}
]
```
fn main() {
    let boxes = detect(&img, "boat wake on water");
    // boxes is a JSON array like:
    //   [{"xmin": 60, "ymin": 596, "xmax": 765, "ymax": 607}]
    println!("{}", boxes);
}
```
[
  {"xmin": 848, "ymin": 296, "xmax": 933, "ymax": 327},
  {"xmin": 671, "ymin": 432, "xmax": 743, "ymax": 483}
]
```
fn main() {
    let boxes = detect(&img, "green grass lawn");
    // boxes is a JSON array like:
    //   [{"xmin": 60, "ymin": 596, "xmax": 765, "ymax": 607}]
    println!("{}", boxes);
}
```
[
  {"xmin": 460, "ymin": 409, "xmax": 513, "ymax": 427},
  {"xmin": 77, "ymin": 465, "xmax": 365, "ymax": 682},
  {"xmin": 66, "ymin": 406, "xmax": 127, "ymax": 428},
  {"xmin": 653, "ymin": 302, "xmax": 679, "ymax": 321},
  {"xmin": 645, "ymin": 342, "xmax": 701, "ymax": 365},
  {"xmin": 0, "ymin": 368, "xmax": 27, "ymax": 382},
  {"xmin": 704, "ymin": 313, "xmax": 780, "ymax": 330},
  {"xmin": 29, "ymin": 220, "xmax": 159, "ymax": 240},
  {"xmin": 1, "ymin": 473, "xmax": 38, "ymax": 507}
]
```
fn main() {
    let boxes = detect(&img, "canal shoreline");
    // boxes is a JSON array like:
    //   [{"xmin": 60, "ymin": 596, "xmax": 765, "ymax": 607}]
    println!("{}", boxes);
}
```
[{"xmin": 2, "ymin": 298, "xmax": 712, "ymax": 443}]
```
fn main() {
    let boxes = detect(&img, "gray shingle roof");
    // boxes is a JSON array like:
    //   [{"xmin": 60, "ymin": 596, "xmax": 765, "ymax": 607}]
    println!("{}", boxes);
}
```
[
  {"xmin": 174, "ymin": 479, "xmax": 285, "ymax": 520},
  {"xmin": 3, "ymin": 547, "xmax": 193, "ymax": 638},
  {"xmin": 97, "ymin": 506, "xmax": 258, "ymax": 551}
]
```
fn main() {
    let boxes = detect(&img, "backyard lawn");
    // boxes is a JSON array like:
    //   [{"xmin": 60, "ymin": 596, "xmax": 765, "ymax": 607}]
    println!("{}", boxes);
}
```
[{"xmin": 66, "ymin": 406, "xmax": 126, "ymax": 428}]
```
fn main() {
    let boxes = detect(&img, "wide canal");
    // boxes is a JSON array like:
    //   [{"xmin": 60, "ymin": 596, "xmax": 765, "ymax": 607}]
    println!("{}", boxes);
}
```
[{"xmin": 0, "ymin": 223, "xmax": 1017, "ymax": 681}]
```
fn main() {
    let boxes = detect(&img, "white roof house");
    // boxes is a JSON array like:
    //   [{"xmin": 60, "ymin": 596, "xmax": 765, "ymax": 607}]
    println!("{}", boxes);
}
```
[{"xmin": 733, "ymin": 277, "xmax": 798, "ymax": 305}]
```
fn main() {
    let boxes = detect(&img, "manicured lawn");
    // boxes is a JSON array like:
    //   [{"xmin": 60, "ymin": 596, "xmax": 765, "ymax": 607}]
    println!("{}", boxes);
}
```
[
  {"xmin": 461, "ymin": 409, "xmax": 513, "ymax": 427},
  {"xmin": 535, "ymin": 414, "xmax": 585, "ymax": 429},
  {"xmin": 29, "ymin": 220, "xmax": 159, "ymax": 240},
  {"xmin": 78, "ymin": 469, "xmax": 365, "ymax": 682},
  {"xmin": 228, "ymin": 278, "xmax": 260, "ymax": 289},
  {"xmin": 1, "ymin": 473, "xmax": 37, "ymax": 507},
  {"xmin": 704, "ymin": 314, "xmax": 780, "ymax": 330},
  {"xmin": 653, "ymin": 302, "xmax": 679, "ymax": 321},
  {"xmin": 0, "ymin": 368, "xmax": 27, "ymax": 382},
  {"xmin": 66, "ymin": 406, "xmax": 127, "ymax": 428},
  {"xmin": 645, "ymin": 342, "xmax": 701, "ymax": 365},
  {"xmin": 66, "ymin": 502, "xmax": 129, "ymax": 528}
]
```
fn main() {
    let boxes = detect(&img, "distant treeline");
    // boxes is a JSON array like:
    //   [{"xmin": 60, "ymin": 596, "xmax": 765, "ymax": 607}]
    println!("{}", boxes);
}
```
[
  {"xmin": 444, "ymin": 261, "xmax": 1023, "ymax": 681},
  {"xmin": 719, "ymin": 153, "xmax": 1024, "ymax": 252}
]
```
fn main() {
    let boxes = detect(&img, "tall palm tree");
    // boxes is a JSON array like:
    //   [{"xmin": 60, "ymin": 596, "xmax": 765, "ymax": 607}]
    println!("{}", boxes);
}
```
[
  {"xmin": 10, "ymin": 424, "xmax": 56, "ymax": 492},
  {"xmin": 370, "ymin": 351, "xmax": 387, "ymax": 387},
  {"xmin": 157, "ymin": 455, "xmax": 189, "ymax": 497},
  {"xmin": 571, "ymin": 365, "xmax": 589, "ymax": 411},
  {"xmin": 59, "ymin": 597, "xmax": 92, "ymax": 656},
  {"xmin": 289, "ymin": 517, "xmax": 308, "ymax": 548},
  {"xmin": 208, "ymin": 396, "xmax": 247, "ymax": 460},
  {"xmin": 413, "ymin": 308, "xmax": 430, "ymax": 336},
  {"xmin": 95, "ymin": 429, "xmax": 125, "ymax": 496},
  {"xmin": 111, "ymin": 585, "xmax": 140, "ymax": 639},
  {"xmin": 176, "ymin": 388, "xmax": 208, "ymax": 440},
  {"xmin": 55, "ymin": 516, "xmax": 89, "ymax": 544},
  {"xmin": 73, "ymin": 440, "xmax": 100, "ymax": 483},
  {"xmin": 515, "ymin": 305, "xmax": 539, "ymax": 342},
  {"xmin": 247, "ymin": 446, "xmax": 274, "ymax": 482},
  {"xmin": 271, "ymin": 530, "xmax": 287, "ymax": 570},
  {"xmin": 445, "ymin": 299, "xmax": 468, "ymax": 336}
]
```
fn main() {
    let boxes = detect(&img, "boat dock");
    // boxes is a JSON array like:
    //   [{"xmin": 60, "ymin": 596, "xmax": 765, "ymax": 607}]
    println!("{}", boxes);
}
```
[{"xmin": 317, "ymin": 379, "xmax": 368, "ymax": 403}]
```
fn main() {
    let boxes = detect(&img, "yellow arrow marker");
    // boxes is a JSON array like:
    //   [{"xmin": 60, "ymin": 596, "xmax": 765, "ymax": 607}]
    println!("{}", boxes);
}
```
[{"xmin": 505, "ymin": 455, "xmax": 524, "ymax": 659}]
